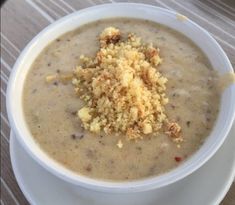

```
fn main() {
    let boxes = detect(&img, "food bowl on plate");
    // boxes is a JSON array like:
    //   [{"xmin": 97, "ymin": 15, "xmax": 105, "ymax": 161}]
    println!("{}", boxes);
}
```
[{"xmin": 6, "ymin": 3, "xmax": 235, "ymax": 201}]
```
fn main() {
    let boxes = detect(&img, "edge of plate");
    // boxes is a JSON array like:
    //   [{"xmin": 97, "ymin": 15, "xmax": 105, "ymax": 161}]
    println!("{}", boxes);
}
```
[
  {"xmin": 10, "ymin": 131, "xmax": 36, "ymax": 205},
  {"xmin": 9, "ymin": 124, "xmax": 235, "ymax": 205}
]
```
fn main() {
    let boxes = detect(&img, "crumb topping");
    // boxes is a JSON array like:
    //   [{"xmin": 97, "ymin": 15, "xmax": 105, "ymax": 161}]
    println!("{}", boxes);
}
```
[
  {"xmin": 46, "ymin": 27, "xmax": 184, "ymax": 143},
  {"xmin": 99, "ymin": 27, "xmax": 121, "ymax": 47},
  {"xmin": 117, "ymin": 139, "xmax": 123, "ymax": 149},
  {"xmin": 72, "ymin": 27, "xmax": 170, "ymax": 140},
  {"xmin": 165, "ymin": 122, "xmax": 183, "ymax": 143},
  {"xmin": 166, "ymin": 122, "xmax": 181, "ymax": 138}
]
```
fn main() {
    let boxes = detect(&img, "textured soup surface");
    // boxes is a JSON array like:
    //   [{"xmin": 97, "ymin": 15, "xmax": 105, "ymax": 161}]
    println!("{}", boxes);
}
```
[{"xmin": 23, "ymin": 18, "xmax": 220, "ymax": 181}]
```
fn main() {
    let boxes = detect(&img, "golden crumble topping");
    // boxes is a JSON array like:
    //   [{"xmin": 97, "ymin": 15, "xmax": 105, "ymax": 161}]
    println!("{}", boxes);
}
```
[
  {"xmin": 165, "ymin": 122, "xmax": 183, "ymax": 143},
  {"xmin": 72, "ymin": 27, "xmax": 172, "ymax": 140},
  {"xmin": 99, "ymin": 27, "xmax": 121, "ymax": 47},
  {"xmin": 44, "ymin": 26, "xmax": 185, "ymax": 144}
]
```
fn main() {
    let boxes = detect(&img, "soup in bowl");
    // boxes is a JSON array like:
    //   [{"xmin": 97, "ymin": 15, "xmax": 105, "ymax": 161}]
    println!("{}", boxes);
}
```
[{"xmin": 6, "ymin": 3, "xmax": 235, "ymax": 194}]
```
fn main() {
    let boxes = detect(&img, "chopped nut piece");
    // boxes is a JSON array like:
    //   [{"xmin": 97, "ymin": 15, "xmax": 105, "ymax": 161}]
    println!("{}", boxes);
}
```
[
  {"xmin": 117, "ymin": 139, "xmax": 123, "ymax": 149},
  {"xmin": 144, "ymin": 45, "xmax": 162, "ymax": 66},
  {"xmin": 99, "ymin": 27, "xmax": 121, "ymax": 47},
  {"xmin": 166, "ymin": 122, "xmax": 182, "ymax": 138}
]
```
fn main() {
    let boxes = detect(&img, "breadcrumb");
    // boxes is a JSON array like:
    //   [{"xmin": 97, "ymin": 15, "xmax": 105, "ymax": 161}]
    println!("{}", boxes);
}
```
[
  {"xmin": 117, "ymin": 139, "xmax": 123, "ymax": 149},
  {"xmin": 46, "ymin": 74, "xmax": 58, "ymax": 82},
  {"xmin": 73, "ymin": 27, "xmax": 178, "ymax": 140},
  {"xmin": 78, "ymin": 107, "xmax": 92, "ymax": 122},
  {"xmin": 165, "ymin": 122, "xmax": 183, "ymax": 143},
  {"xmin": 99, "ymin": 27, "xmax": 121, "ymax": 47}
]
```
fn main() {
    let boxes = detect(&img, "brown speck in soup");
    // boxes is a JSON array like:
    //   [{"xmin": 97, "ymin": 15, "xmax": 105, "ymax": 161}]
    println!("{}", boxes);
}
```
[
  {"xmin": 147, "ymin": 165, "xmax": 157, "ymax": 175},
  {"xmin": 85, "ymin": 164, "xmax": 92, "ymax": 172},
  {"xmin": 47, "ymin": 63, "xmax": 51, "ymax": 66},
  {"xmin": 71, "ymin": 111, "xmax": 77, "ymax": 116},
  {"xmin": 56, "ymin": 38, "xmax": 61, "ymax": 42},
  {"xmin": 109, "ymin": 159, "xmax": 114, "ymax": 164},
  {"xmin": 99, "ymin": 140, "xmax": 105, "ymax": 145},
  {"xmin": 186, "ymin": 121, "xmax": 191, "ymax": 127},
  {"xmin": 71, "ymin": 134, "xmax": 84, "ymax": 140},
  {"xmin": 31, "ymin": 88, "xmax": 37, "ymax": 94},
  {"xmin": 176, "ymin": 116, "xmax": 181, "ymax": 122},
  {"xmin": 86, "ymin": 149, "xmax": 97, "ymax": 159},
  {"xmin": 136, "ymin": 146, "xmax": 142, "ymax": 154}
]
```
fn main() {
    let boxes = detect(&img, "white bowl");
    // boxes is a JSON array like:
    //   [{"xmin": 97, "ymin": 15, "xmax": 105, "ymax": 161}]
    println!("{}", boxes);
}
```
[{"xmin": 6, "ymin": 3, "xmax": 235, "ymax": 194}]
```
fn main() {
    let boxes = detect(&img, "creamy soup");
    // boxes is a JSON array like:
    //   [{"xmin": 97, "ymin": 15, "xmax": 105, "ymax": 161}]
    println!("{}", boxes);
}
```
[{"xmin": 23, "ymin": 18, "xmax": 220, "ymax": 181}]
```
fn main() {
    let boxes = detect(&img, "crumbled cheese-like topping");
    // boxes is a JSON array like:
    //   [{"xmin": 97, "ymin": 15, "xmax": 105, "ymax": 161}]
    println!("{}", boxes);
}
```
[
  {"xmin": 72, "ymin": 27, "xmax": 170, "ymax": 140},
  {"xmin": 46, "ymin": 74, "xmax": 58, "ymax": 82},
  {"xmin": 165, "ymin": 122, "xmax": 183, "ymax": 143},
  {"xmin": 78, "ymin": 107, "xmax": 92, "ymax": 122},
  {"xmin": 117, "ymin": 139, "xmax": 123, "ymax": 149},
  {"xmin": 99, "ymin": 27, "xmax": 121, "ymax": 47},
  {"xmin": 166, "ymin": 122, "xmax": 181, "ymax": 138}
]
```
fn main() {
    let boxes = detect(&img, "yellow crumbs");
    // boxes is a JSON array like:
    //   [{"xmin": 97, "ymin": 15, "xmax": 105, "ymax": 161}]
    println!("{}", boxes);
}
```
[
  {"xmin": 72, "ymin": 27, "xmax": 170, "ymax": 140},
  {"xmin": 43, "ymin": 27, "xmax": 184, "ymax": 143}
]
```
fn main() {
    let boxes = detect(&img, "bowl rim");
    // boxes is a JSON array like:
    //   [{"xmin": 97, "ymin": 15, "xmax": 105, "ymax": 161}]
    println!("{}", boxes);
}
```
[{"xmin": 6, "ymin": 3, "xmax": 235, "ymax": 193}]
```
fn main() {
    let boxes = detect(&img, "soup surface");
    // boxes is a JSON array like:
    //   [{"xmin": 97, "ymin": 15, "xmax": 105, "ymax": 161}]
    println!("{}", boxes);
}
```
[{"xmin": 23, "ymin": 18, "xmax": 220, "ymax": 181}]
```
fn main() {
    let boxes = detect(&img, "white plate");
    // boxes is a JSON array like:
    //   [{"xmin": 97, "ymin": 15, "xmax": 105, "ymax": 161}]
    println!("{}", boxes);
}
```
[{"xmin": 10, "ymin": 123, "xmax": 235, "ymax": 205}]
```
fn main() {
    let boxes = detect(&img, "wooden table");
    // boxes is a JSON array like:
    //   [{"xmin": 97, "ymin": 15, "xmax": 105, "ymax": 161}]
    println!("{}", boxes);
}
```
[{"xmin": 1, "ymin": 0, "xmax": 235, "ymax": 204}]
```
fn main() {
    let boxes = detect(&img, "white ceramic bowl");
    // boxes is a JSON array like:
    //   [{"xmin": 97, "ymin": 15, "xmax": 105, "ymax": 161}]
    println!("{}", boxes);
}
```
[{"xmin": 6, "ymin": 3, "xmax": 235, "ymax": 194}]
